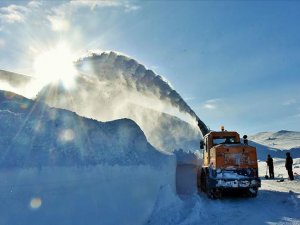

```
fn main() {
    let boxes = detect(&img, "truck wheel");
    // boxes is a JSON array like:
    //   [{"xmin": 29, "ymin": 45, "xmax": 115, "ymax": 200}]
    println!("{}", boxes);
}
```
[
  {"xmin": 214, "ymin": 189, "xmax": 222, "ymax": 199},
  {"xmin": 248, "ymin": 188, "xmax": 258, "ymax": 198},
  {"xmin": 200, "ymin": 169, "xmax": 207, "ymax": 192},
  {"xmin": 207, "ymin": 188, "xmax": 222, "ymax": 199},
  {"xmin": 207, "ymin": 189, "xmax": 214, "ymax": 199}
]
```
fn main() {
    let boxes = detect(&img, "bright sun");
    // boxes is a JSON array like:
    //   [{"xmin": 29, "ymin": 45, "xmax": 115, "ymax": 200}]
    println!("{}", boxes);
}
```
[{"xmin": 33, "ymin": 42, "xmax": 77, "ymax": 89}]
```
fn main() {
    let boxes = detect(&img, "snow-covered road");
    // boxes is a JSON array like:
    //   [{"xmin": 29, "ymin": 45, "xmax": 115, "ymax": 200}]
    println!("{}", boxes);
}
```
[
  {"xmin": 149, "ymin": 178, "xmax": 300, "ymax": 225},
  {"xmin": 149, "ymin": 159, "xmax": 300, "ymax": 225}
]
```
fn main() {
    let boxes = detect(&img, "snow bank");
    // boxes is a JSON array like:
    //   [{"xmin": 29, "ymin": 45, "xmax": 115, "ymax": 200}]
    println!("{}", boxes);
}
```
[
  {"xmin": 147, "ymin": 188, "xmax": 207, "ymax": 225},
  {"xmin": 0, "ymin": 90, "xmax": 177, "ymax": 225},
  {"xmin": 174, "ymin": 149, "xmax": 202, "ymax": 165},
  {"xmin": 174, "ymin": 150, "xmax": 202, "ymax": 195},
  {"xmin": 0, "ymin": 90, "xmax": 174, "ymax": 167},
  {"xmin": 0, "ymin": 164, "xmax": 175, "ymax": 225}
]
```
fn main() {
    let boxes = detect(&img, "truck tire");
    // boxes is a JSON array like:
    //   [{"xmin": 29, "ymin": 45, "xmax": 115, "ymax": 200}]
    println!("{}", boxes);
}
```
[
  {"xmin": 205, "ymin": 171, "xmax": 222, "ymax": 199},
  {"xmin": 200, "ymin": 169, "xmax": 207, "ymax": 192},
  {"xmin": 207, "ymin": 187, "xmax": 222, "ymax": 199},
  {"xmin": 248, "ymin": 187, "xmax": 258, "ymax": 198}
]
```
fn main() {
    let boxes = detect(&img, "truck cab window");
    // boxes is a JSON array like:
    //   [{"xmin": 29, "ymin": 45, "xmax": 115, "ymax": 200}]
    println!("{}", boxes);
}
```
[{"xmin": 213, "ymin": 137, "xmax": 235, "ymax": 145}]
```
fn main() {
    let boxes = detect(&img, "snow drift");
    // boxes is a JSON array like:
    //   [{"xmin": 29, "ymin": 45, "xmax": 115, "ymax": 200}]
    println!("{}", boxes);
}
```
[
  {"xmin": 0, "ymin": 90, "xmax": 174, "ymax": 167},
  {"xmin": 0, "ymin": 90, "xmax": 176, "ymax": 225}
]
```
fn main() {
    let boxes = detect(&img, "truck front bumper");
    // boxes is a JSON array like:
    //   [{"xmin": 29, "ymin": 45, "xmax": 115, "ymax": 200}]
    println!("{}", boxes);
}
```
[{"xmin": 209, "ymin": 177, "xmax": 261, "ymax": 189}]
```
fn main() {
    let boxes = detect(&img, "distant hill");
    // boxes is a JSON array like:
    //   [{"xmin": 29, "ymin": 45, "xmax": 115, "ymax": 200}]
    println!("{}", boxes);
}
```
[
  {"xmin": 249, "ymin": 130, "xmax": 300, "ymax": 150},
  {"xmin": 249, "ymin": 131, "xmax": 300, "ymax": 159}
]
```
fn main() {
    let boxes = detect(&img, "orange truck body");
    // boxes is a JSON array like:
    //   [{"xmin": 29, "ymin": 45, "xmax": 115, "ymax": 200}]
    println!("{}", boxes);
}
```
[{"xmin": 198, "ymin": 130, "xmax": 261, "ymax": 198}]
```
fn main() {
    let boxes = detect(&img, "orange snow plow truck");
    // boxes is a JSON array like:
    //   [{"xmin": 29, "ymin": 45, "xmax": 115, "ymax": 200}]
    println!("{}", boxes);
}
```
[{"xmin": 196, "ymin": 120, "xmax": 261, "ymax": 199}]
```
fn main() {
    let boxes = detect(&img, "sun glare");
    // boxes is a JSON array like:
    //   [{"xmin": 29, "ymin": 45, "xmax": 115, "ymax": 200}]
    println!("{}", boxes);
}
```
[{"xmin": 33, "ymin": 42, "xmax": 77, "ymax": 89}]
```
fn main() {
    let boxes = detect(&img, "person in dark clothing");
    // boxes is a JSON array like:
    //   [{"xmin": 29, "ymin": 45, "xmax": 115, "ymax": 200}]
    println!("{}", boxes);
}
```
[
  {"xmin": 285, "ymin": 152, "xmax": 294, "ymax": 180},
  {"xmin": 243, "ymin": 135, "xmax": 248, "ymax": 145},
  {"xmin": 266, "ymin": 154, "xmax": 274, "ymax": 179}
]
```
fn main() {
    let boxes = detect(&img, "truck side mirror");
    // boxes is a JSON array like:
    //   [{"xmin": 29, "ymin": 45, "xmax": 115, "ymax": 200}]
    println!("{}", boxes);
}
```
[{"xmin": 200, "ymin": 140, "xmax": 204, "ymax": 149}]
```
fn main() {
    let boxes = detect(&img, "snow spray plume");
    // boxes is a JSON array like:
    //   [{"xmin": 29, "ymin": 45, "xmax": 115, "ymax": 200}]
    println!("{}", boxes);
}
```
[
  {"xmin": 78, "ymin": 52, "xmax": 209, "ymax": 135},
  {"xmin": 77, "ymin": 52, "xmax": 202, "ymax": 122},
  {"xmin": 36, "ymin": 51, "xmax": 204, "ymax": 151}
]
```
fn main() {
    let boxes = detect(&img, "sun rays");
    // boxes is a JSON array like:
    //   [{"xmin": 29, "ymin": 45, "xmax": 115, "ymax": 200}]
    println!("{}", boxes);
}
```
[{"xmin": 33, "ymin": 42, "xmax": 78, "ymax": 89}]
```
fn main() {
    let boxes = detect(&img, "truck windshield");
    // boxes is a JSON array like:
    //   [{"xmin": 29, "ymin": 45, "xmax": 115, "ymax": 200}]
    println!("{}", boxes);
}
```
[{"xmin": 213, "ymin": 137, "xmax": 236, "ymax": 145}]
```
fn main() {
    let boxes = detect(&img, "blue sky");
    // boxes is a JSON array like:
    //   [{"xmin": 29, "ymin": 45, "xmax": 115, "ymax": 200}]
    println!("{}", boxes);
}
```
[{"xmin": 0, "ymin": 0, "xmax": 300, "ymax": 135}]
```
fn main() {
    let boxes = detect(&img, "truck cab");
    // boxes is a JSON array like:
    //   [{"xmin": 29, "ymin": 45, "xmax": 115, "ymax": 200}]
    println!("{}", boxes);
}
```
[{"xmin": 198, "ymin": 129, "xmax": 261, "ymax": 199}]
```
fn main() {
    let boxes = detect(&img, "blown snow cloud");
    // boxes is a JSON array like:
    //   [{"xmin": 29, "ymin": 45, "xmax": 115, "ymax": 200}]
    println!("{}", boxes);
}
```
[
  {"xmin": 0, "ymin": 38, "xmax": 4, "ymax": 48},
  {"xmin": 0, "ymin": 4, "xmax": 27, "ymax": 23},
  {"xmin": 31, "ymin": 51, "xmax": 202, "ymax": 152},
  {"xmin": 0, "ymin": 50, "xmax": 201, "ymax": 152}
]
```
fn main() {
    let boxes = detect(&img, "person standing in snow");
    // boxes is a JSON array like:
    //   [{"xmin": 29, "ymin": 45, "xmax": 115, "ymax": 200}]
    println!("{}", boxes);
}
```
[
  {"xmin": 285, "ymin": 152, "xmax": 294, "ymax": 180},
  {"xmin": 243, "ymin": 135, "xmax": 248, "ymax": 145},
  {"xmin": 266, "ymin": 154, "xmax": 274, "ymax": 179}
]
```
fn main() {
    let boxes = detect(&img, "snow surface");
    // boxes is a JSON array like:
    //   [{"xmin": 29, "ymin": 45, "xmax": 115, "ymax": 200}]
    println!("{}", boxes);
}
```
[
  {"xmin": 250, "ymin": 131, "xmax": 300, "ymax": 150},
  {"xmin": 0, "ymin": 165, "xmax": 175, "ymax": 225},
  {"xmin": 1, "ymin": 52, "xmax": 300, "ymax": 225},
  {"xmin": 148, "ymin": 159, "xmax": 300, "ymax": 225},
  {"xmin": 0, "ymin": 90, "xmax": 176, "ymax": 225}
]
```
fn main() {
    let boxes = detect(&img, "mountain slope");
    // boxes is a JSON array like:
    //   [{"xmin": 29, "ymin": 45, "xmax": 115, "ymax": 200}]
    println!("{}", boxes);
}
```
[
  {"xmin": 249, "ymin": 130, "xmax": 300, "ymax": 159},
  {"xmin": 250, "ymin": 130, "xmax": 300, "ymax": 150}
]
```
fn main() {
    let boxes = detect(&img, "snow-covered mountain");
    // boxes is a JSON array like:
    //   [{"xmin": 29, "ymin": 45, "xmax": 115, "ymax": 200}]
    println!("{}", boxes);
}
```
[
  {"xmin": 250, "ymin": 130, "xmax": 300, "ymax": 150},
  {"xmin": 249, "ymin": 131, "xmax": 300, "ymax": 159}
]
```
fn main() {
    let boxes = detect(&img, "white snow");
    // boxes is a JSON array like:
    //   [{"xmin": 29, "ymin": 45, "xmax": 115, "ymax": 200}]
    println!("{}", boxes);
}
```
[
  {"xmin": 1, "ymin": 67, "xmax": 300, "ymax": 225},
  {"xmin": 147, "ymin": 158, "xmax": 300, "ymax": 225},
  {"xmin": 0, "ymin": 165, "xmax": 175, "ymax": 225},
  {"xmin": 0, "ymin": 90, "xmax": 177, "ymax": 225},
  {"xmin": 250, "ymin": 130, "xmax": 300, "ymax": 150}
]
